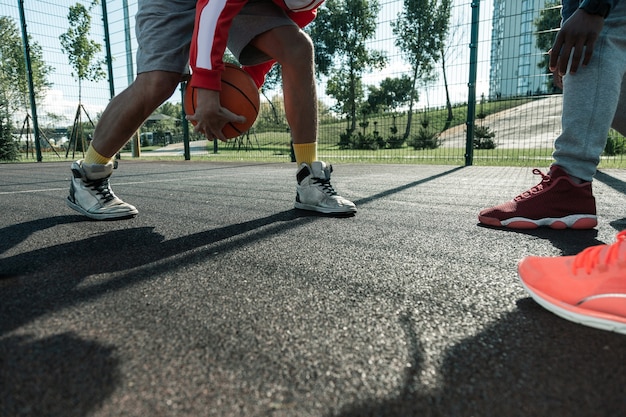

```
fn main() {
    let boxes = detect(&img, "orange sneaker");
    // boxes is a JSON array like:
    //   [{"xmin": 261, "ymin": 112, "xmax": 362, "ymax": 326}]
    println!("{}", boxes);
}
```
[{"xmin": 518, "ymin": 231, "xmax": 626, "ymax": 334}]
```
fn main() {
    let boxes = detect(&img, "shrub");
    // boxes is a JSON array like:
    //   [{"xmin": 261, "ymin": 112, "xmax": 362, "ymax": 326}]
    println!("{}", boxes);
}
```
[
  {"xmin": 386, "ymin": 135, "xmax": 406, "ymax": 149},
  {"xmin": 338, "ymin": 130, "xmax": 353, "ymax": 149},
  {"xmin": 473, "ymin": 124, "xmax": 497, "ymax": 149},
  {"xmin": 604, "ymin": 135, "xmax": 626, "ymax": 156},
  {"xmin": 0, "ymin": 121, "xmax": 19, "ymax": 161},
  {"xmin": 339, "ymin": 129, "xmax": 385, "ymax": 150},
  {"xmin": 410, "ymin": 127, "xmax": 441, "ymax": 150},
  {"xmin": 353, "ymin": 132, "xmax": 380, "ymax": 150}
]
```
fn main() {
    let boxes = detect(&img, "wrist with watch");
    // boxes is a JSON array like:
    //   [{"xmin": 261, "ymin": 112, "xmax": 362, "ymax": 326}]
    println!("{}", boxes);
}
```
[{"xmin": 579, "ymin": 0, "xmax": 612, "ymax": 17}]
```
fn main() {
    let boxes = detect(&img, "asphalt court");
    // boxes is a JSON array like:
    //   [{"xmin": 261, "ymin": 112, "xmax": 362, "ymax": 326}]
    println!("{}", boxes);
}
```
[{"xmin": 1, "ymin": 160, "xmax": 626, "ymax": 416}]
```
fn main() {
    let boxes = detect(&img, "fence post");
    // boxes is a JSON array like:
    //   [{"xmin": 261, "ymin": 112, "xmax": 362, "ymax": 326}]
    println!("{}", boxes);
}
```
[
  {"xmin": 465, "ymin": 0, "xmax": 480, "ymax": 166},
  {"xmin": 18, "ymin": 0, "xmax": 42, "ymax": 162},
  {"xmin": 101, "ymin": 0, "xmax": 115, "ymax": 99},
  {"xmin": 180, "ymin": 82, "xmax": 191, "ymax": 160}
]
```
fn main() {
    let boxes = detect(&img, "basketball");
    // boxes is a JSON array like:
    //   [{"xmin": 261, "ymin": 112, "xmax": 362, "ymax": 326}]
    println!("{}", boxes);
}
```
[{"xmin": 184, "ymin": 63, "xmax": 260, "ymax": 139}]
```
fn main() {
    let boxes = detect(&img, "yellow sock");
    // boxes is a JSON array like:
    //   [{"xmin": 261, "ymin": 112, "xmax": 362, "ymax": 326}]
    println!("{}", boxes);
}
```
[
  {"xmin": 84, "ymin": 145, "xmax": 112, "ymax": 165},
  {"xmin": 292, "ymin": 142, "xmax": 317, "ymax": 166}
]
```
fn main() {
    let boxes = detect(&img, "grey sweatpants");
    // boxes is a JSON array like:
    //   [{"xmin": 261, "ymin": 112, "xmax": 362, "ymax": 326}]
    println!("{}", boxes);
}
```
[{"xmin": 553, "ymin": 0, "xmax": 626, "ymax": 181}]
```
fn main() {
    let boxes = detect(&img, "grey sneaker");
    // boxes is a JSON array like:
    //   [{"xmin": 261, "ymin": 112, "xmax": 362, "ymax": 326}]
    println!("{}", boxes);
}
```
[
  {"xmin": 295, "ymin": 161, "xmax": 357, "ymax": 214},
  {"xmin": 66, "ymin": 160, "xmax": 138, "ymax": 220}
]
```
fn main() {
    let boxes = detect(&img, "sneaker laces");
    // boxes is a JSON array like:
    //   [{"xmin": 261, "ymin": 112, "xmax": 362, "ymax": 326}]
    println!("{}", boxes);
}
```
[
  {"xmin": 514, "ymin": 169, "xmax": 550, "ymax": 201},
  {"xmin": 313, "ymin": 177, "xmax": 338, "ymax": 196},
  {"xmin": 84, "ymin": 177, "xmax": 117, "ymax": 203},
  {"xmin": 572, "ymin": 230, "xmax": 626, "ymax": 274}
]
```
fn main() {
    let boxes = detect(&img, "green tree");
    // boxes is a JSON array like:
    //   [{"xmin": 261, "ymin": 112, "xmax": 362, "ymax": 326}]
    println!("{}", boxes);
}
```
[
  {"xmin": 0, "ymin": 118, "xmax": 19, "ymax": 161},
  {"xmin": 60, "ymin": 0, "xmax": 105, "ymax": 154},
  {"xmin": 392, "ymin": 0, "xmax": 452, "ymax": 138},
  {"xmin": 366, "ymin": 75, "xmax": 414, "ymax": 114},
  {"xmin": 440, "ymin": 13, "xmax": 465, "ymax": 130},
  {"xmin": 308, "ymin": 0, "xmax": 386, "ymax": 132},
  {"xmin": 535, "ymin": 0, "xmax": 562, "ymax": 92},
  {"xmin": 157, "ymin": 101, "xmax": 182, "ymax": 119},
  {"xmin": 0, "ymin": 17, "xmax": 52, "ymax": 111},
  {"xmin": 149, "ymin": 102, "xmax": 183, "ymax": 143},
  {"xmin": 0, "ymin": 16, "xmax": 53, "ymax": 160},
  {"xmin": 59, "ymin": 1, "xmax": 106, "ymax": 102},
  {"xmin": 259, "ymin": 65, "xmax": 283, "ymax": 125}
]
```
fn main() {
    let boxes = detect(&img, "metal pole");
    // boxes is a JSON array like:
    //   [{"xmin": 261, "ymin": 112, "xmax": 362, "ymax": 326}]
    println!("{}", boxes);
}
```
[
  {"xmin": 122, "ymin": 0, "xmax": 141, "ymax": 157},
  {"xmin": 17, "ymin": 0, "xmax": 42, "ymax": 162},
  {"xmin": 181, "ymin": 82, "xmax": 191, "ymax": 160},
  {"xmin": 465, "ymin": 0, "xmax": 480, "ymax": 166},
  {"xmin": 101, "ymin": 0, "xmax": 115, "ymax": 99},
  {"xmin": 122, "ymin": 0, "xmax": 134, "ymax": 85}
]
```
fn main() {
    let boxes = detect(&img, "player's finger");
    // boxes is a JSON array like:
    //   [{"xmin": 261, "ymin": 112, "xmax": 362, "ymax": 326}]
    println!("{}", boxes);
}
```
[
  {"xmin": 568, "ymin": 40, "xmax": 586, "ymax": 74},
  {"xmin": 548, "ymin": 39, "xmax": 562, "ymax": 72},
  {"xmin": 557, "ymin": 44, "xmax": 572, "ymax": 75},
  {"xmin": 581, "ymin": 35, "xmax": 597, "ymax": 67}
]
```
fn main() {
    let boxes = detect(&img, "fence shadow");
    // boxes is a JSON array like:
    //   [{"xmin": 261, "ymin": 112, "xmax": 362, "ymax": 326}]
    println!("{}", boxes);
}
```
[{"xmin": 595, "ymin": 170, "xmax": 626, "ymax": 195}]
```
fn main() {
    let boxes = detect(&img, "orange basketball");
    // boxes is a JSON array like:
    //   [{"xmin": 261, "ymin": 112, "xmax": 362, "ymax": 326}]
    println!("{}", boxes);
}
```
[{"xmin": 184, "ymin": 63, "xmax": 260, "ymax": 139}]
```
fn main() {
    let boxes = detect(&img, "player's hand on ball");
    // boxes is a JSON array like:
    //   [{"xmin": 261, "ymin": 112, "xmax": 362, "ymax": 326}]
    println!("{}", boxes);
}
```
[
  {"xmin": 185, "ymin": 64, "xmax": 260, "ymax": 140},
  {"xmin": 186, "ymin": 89, "xmax": 246, "ymax": 142}
]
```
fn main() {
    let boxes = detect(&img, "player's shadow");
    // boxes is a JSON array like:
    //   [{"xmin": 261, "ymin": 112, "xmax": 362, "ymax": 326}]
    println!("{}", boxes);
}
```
[
  {"xmin": 0, "ymin": 332, "xmax": 119, "ymax": 417},
  {"xmin": 336, "ymin": 301, "xmax": 626, "ymax": 417},
  {"xmin": 0, "ymin": 209, "xmax": 318, "ymax": 334},
  {"xmin": 0, "ymin": 215, "xmax": 85, "ymax": 256},
  {"xmin": 0, "ymin": 209, "xmax": 317, "ymax": 414}
]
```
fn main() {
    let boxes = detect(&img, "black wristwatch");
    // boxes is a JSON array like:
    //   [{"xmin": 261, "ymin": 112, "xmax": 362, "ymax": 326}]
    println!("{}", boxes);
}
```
[{"xmin": 579, "ymin": 0, "xmax": 612, "ymax": 17}]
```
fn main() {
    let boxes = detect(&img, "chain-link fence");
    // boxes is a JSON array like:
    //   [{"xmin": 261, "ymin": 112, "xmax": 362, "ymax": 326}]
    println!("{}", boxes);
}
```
[{"xmin": 2, "ymin": 0, "xmax": 625, "ymax": 166}]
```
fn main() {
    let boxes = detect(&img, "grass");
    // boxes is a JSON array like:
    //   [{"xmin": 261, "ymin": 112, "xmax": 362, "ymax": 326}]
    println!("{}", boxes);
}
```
[
  {"xmin": 11, "ymin": 96, "xmax": 626, "ymax": 168},
  {"xmin": 16, "ymin": 140, "xmax": 626, "ymax": 169},
  {"xmin": 13, "ymin": 145, "xmax": 626, "ymax": 169}
]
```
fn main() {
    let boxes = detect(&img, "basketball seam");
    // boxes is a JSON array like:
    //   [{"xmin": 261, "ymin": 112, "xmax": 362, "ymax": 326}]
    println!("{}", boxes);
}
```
[{"xmin": 222, "ymin": 80, "xmax": 259, "ymax": 113}]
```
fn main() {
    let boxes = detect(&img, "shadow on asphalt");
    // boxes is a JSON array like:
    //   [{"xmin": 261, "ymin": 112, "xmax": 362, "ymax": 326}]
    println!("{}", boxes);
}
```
[
  {"xmin": 0, "ymin": 210, "xmax": 313, "ymax": 415},
  {"xmin": 354, "ymin": 166, "xmax": 466, "ymax": 207},
  {"xmin": 476, "ymin": 223, "xmax": 605, "ymax": 256},
  {"xmin": 0, "ymin": 333, "xmax": 119, "ymax": 417},
  {"xmin": 6, "ymin": 165, "xmax": 623, "ymax": 416},
  {"xmin": 0, "ymin": 210, "xmax": 314, "ymax": 330},
  {"xmin": 595, "ymin": 170, "xmax": 626, "ymax": 195},
  {"xmin": 336, "ymin": 302, "xmax": 626, "ymax": 417}
]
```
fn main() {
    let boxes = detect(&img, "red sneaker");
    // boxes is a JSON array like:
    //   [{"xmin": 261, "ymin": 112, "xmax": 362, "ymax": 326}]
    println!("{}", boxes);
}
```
[
  {"xmin": 478, "ymin": 166, "xmax": 597, "ymax": 229},
  {"xmin": 518, "ymin": 231, "xmax": 626, "ymax": 334}
]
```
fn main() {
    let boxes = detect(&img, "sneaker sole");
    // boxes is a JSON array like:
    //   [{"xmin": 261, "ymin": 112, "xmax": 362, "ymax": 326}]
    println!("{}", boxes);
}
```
[
  {"xmin": 519, "ymin": 276, "xmax": 626, "ymax": 335},
  {"xmin": 66, "ymin": 198, "xmax": 138, "ymax": 220},
  {"xmin": 479, "ymin": 214, "xmax": 597, "ymax": 229},
  {"xmin": 294, "ymin": 202, "xmax": 357, "ymax": 214}
]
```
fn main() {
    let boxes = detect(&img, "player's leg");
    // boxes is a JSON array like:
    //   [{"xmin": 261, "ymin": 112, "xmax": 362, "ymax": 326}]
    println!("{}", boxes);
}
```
[
  {"xmin": 67, "ymin": 0, "xmax": 196, "ymax": 220},
  {"xmin": 229, "ymin": 1, "xmax": 356, "ymax": 214},
  {"xmin": 252, "ymin": 27, "xmax": 356, "ymax": 214},
  {"xmin": 609, "ymin": 75, "xmax": 626, "ymax": 137},
  {"xmin": 479, "ymin": 5, "xmax": 626, "ymax": 229},
  {"xmin": 251, "ymin": 26, "xmax": 317, "ymax": 148},
  {"xmin": 90, "ymin": 71, "xmax": 182, "ymax": 158}
]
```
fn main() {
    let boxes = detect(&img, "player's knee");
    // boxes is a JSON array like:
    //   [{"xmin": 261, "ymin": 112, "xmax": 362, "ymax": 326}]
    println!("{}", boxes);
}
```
[
  {"xmin": 134, "ymin": 71, "xmax": 181, "ymax": 102},
  {"xmin": 277, "ymin": 30, "xmax": 314, "ymax": 69}
]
